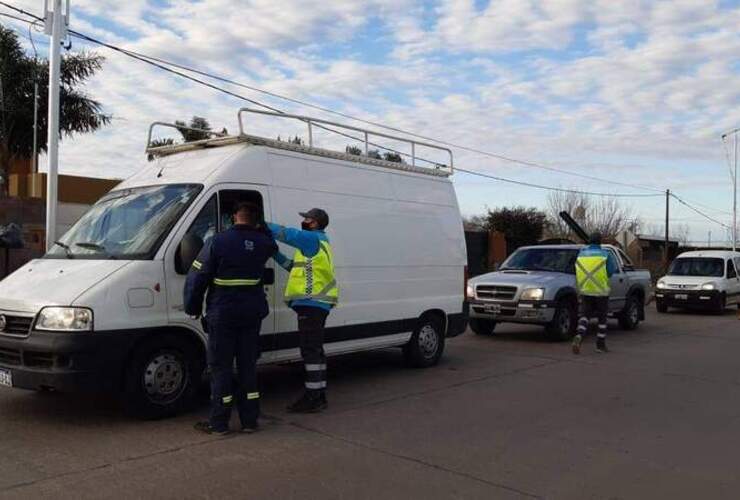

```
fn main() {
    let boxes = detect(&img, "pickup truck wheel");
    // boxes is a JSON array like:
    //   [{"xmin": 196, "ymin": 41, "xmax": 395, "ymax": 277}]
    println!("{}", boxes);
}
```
[
  {"xmin": 470, "ymin": 318, "xmax": 497, "ymax": 336},
  {"xmin": 618, "ymin": 295, "xmax": 641, "ymax": 330},
  {"xmin": 656, "ymin": 301, "xmax": 668, "ymax": 313},
  {"xmin": 123, "ymin": 334, "xmax": 204, "ymax": 420},
  {"xmin": 404, "ymin": 315, "xmax": 445, "ymax": 368},
  {"xmin": 545, "ymin": 299, "xmax": 576, "ymax": 341}
]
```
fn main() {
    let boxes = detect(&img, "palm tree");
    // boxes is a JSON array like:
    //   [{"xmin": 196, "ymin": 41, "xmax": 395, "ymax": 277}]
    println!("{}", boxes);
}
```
[{"xmin": 0, "ymin": 25, "xmax": 110, "ymax": 195}]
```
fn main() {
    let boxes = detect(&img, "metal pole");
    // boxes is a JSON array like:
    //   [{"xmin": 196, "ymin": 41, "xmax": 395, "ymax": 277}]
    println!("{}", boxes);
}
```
[
  {"xmin": 44, "ymin": 0, "xmax": 64, "ymax": 251},
  {"xmin": 664, "ymin": 189, "xmax": 670, "ymax": 269},
  {"xmin": 32, "ymin": 82, "xmax": 39, "ymax": 174},
  {"xmin": 734, "ymin": 133, "xmax": 738, "ymax": 252}
]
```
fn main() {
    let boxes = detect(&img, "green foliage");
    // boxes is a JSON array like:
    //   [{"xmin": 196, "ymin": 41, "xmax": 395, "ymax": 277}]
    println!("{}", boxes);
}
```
[
  {"xmin": 0, "ymin": 26, "xmax": 110, "ymax": 193},
  {"xmin": 345, "ymin": 145, "xmax": 362, "ymax": 156},
  {"xmin": 383, "ymin": 152, "xmax": 404, "ymax": 163},
  {"xmin": 175, "ymin": 116, "xmax": 211, "ymax": 142},
  {"xmin": 485, "ymin": 206, "xmax": 547, "ymax": 250}
]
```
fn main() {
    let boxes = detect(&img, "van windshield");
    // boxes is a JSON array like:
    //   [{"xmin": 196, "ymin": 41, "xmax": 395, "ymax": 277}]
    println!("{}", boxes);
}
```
[
  {"xmin": 45, "ymin": 184, "xmax": 202, "ymax": 260},
  {"xmin": 500, "ymin": 248, "xmax": 580, "ymax": 274},
  {"xmin": 667, "ymin": 257, "xmax": 724, "ymax": 277}
]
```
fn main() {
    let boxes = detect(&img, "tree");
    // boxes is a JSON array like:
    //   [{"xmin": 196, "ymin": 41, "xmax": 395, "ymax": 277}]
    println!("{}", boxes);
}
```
[
  {"xmin": 463, "ymin": 215, "xmax": 487, "ymax": 231},
  {"xmin": 175, "ymin": 116, "xmax": 212, "ymax": 142},
  {"xmin": 0, "ymin": 26, "xmax": 110, "ymax": 195},
  {"xmin": 485, "ymin": 206, "xmax": 547, "ymax": 250},
  {"xmin": 345, "ymin": 145, "xmax": 362, "ymax": 156},
  {"xmin": 545, "ymin": 191, "xmax": 637, "ymax": 241},
  {"xmin": 383, "ymin": 152, "xmax": 404, "ymax": 163}
]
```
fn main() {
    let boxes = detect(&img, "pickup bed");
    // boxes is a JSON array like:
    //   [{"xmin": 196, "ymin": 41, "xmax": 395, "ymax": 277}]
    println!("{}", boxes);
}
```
[{"xmin": 466, "ymin": 244, "xmax": 652, "ymax": 339}]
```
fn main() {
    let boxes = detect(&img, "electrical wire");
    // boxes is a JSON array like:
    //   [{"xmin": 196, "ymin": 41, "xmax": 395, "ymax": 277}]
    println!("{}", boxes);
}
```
[{"xmin": 670, "ymin": 193, "xmax": 730, "ymax": 229}]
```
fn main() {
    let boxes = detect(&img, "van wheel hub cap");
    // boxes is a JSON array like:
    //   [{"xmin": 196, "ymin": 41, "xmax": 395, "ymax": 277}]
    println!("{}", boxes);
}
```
[
  {"xmin": 418, "ymin": 324, "xmax": 439, "ymax": 357},
  {"xmin": 144, "ymin": 353, "xmax": 185, "ymax": 401}
]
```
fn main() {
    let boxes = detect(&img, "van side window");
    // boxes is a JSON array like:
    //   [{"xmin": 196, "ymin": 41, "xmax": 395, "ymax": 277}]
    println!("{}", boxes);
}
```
[
  {"xmin": 218, "ymin": 190, "xmax": 265, "ymax": 232},
  {"xmin": 186, "ymin": 195, "xmax": 218, "ymax": 245},
  {"xmin": 727, "ymin": 259, "xmax": 737, "ymax": 279}
]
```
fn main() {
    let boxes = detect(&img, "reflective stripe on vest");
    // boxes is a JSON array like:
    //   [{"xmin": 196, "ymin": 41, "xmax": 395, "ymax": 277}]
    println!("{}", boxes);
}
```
[
  {"xmin": 576, "ymin": 255, "xmax": 610, "ymax": 296},
  {"xmin": 285, "ymin": 240, "xmax": 339, "ymax": 305},
  {"xmin": 213, "ymin": 278, "xmax": 261, "ymax": 286}
]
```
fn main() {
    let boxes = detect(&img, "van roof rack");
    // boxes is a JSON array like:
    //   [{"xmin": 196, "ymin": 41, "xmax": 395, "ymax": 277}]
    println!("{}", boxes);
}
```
[{"xmin": 145, "ymin": 109, "xmax": 454, "ymax": 177}]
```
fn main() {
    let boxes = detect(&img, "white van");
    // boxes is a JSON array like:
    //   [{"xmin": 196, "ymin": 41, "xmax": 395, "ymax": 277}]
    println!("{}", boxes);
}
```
[
  {"xmin": 656, "ymin": 250, "xmax": 740, "ymax": 313},
  {"xmin": 0, "ymin": 109, "xmax": 468, "ymax": 418}
]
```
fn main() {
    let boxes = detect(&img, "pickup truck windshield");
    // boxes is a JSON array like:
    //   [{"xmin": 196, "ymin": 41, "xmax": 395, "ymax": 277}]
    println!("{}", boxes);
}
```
[
  {"xmin": 667, "ymin": 257, "xmax": 724, "ymax": 277},
  {"xmin": 45, "ymin": 184, "xmax": 202, "ymax": 260},
  {"xmin": 500, "ymin": 248, "xmax": 579, "ymax": 274}
]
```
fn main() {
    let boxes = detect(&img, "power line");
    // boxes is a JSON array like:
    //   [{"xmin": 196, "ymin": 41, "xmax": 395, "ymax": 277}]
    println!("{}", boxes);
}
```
[
  {"xmin": 670, "ymin": 193, "xmax": 730, "ymax": 229},
  {"xmin": 455, "ymin": 167, "xmax": 662, "ymax": 198}
]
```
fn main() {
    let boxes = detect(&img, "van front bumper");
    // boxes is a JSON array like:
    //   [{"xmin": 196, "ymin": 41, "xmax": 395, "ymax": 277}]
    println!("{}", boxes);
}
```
[
  {"xmin": 655, "ymin": 290, "xmax": 722, "ymax": 309},
  {"xmin": 0, "ymin": 330, "xmax": 144, "ymax": 393},
  {"xmin": 468, "ymin": 300, "xmax": 556, "ymax": 324}
]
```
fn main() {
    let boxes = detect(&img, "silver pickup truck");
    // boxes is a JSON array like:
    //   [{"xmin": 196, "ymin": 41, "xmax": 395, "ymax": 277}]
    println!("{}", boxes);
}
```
[{"xmin": 466, "ymin": 244, "xmax": 652, "ymax": 340}]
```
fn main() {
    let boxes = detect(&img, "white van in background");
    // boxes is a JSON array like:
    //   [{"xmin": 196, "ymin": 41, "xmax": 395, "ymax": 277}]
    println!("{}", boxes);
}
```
[
  {"xmin": 0, "ymin": 109, "xmax": 468, "ymax": 418},
  {"xmin": 655, "ymin": 250, "xmax": 740, "ymax": 313}
]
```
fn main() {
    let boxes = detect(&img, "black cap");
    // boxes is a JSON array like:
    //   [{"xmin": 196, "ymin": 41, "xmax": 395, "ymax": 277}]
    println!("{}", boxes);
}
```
[{"xmin": 299, "ymin": 208, "xmax": 329, "ymax": 229}]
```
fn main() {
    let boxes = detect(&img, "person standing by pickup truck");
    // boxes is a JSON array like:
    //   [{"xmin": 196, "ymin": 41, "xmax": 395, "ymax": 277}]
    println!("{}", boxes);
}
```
[{"xmin": 572, "ymin": 233, "xmax": 618, "ymax": 354}]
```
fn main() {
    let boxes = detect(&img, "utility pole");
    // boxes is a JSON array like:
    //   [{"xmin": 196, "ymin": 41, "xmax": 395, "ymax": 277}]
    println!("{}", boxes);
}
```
[
  {"xmin": 32, "ymin": 83, "xmax": 39, "ymax": 174},
  {"xmin": 43, "ymin": 0, "xmax": 68, "ymax": 251},
  {"xmin": 722, "ymin": 128, "xmax": 739, "ymax": 252},
  {"xmin": 664, "ymin": 189, "xmax": 670, "ymax": 269}
]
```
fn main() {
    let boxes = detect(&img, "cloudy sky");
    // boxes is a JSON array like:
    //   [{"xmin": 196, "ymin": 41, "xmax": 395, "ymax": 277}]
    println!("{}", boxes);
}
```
[{"xmin": 4, "ymin": 0, "xmax": 740, "ymax": 244}]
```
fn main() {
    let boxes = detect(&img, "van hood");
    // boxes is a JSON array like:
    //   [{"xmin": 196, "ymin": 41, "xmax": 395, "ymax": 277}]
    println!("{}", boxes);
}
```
[
  {"xmin": 471, "ymin": 270, "xmax": 573, "ymax": 288},
  {"xmin": 659, "ymin": 275, "xmax": 719, "ymax": 287},
  {"xmin": 0, "ymin": 259, "xmax": 131, "ymax": 313}
]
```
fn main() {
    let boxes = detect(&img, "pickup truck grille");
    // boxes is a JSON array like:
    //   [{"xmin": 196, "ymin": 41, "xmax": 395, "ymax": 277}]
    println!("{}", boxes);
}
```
[
  {"xmin": 0, "ymin": 315, "xmax": 33, "ymax": 337},
  {"xmin": 476, "ymin": 285, "xmax": 517, "ymax": 301}
]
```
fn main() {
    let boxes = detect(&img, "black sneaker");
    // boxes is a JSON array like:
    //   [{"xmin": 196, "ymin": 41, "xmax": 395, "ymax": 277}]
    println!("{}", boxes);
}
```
[
  {"xmin": 596, "ymin": 339, "xmax": 609, "ymax": 353},
  {"xmin": 194, "ymin": 421, "xmax": 230, "ymax": 436},
  {"xmin": 287, "ymin": 392, "xmax": 328, "ymax": 413},
  {"xmin": 240, "ymin": 422, "xmax": 260, "ymax": 434}
]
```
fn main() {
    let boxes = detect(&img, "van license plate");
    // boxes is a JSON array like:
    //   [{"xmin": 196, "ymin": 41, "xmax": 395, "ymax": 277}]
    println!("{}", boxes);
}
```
[
  {"xmin": 675, "ymin": 294, "xmax": 688, "ymax": 300},
  {"xmin": 484, "ymin": 304, "xmax": 502, "ymax": 314},
  {"xmin": 0, "ymin": 369, "xmax": 12, "ymax": 388}
]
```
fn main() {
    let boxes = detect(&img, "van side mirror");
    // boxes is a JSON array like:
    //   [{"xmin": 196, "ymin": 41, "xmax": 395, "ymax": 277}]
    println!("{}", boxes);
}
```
[
  {"xmin": 263, "ymin": 268, "xmax": 275, "ymax": 286},
  {"xmin": 176, "ymin": 233, "xmax": 204, "ymax": 275}
]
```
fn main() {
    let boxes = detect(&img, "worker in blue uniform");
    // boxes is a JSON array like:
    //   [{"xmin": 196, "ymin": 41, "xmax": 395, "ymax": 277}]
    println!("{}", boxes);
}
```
[
  {"xmin": 185, "ymin": 201, "xmax": 277, "ymax": 434},
  {"xmin": 269, "ymin": 208, "xmax": 338, "ymax": 413}
]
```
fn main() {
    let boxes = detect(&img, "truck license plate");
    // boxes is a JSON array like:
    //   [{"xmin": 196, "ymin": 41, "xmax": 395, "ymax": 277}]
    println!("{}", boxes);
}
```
[
  {"xmin": 0, "ymin": 369, "xmax": 12, "ymax": 388},
  {"xmin": 484, "ymin": 304, "xmax": 502, "ymax": 314},
  {"xmin": 675, "ymin": 294, "xmax": 688, "ymax": 300}
]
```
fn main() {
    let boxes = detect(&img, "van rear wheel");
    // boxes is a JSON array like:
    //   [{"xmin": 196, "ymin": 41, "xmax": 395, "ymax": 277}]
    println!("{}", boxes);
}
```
[
  {"xmin": 404, "ymin": 315, "xmax": 445, "ymax": 368},
  {"xmin": 123, "ymin": 334, "xmax": 204, "ymax": 419}
]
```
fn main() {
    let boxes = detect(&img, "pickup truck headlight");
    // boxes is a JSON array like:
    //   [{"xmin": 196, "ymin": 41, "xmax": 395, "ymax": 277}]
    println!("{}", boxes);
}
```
[
  {"xmin": 701, "ymin": 282, "xmax": 716, "ymax": 291},
  {"xmin": 466, "ymin": 284, "xmax": 475, "ymax": 299},
  {"xmin": 35, "ymin": 307, "xmax": 93, "ymax": 332},
  {"xmin": 520, "ymin": 288, "xmax": 545, "ymax": 301}
]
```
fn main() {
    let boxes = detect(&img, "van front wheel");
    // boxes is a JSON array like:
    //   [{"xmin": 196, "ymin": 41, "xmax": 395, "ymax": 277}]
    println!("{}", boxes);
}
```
[
  {"xmin": 404, "ymin": 315, "xmax": 445, "ymax": 368},
  {"xmin": 123, "ymin": 334, "xmax": 204, "ymax": 419}
]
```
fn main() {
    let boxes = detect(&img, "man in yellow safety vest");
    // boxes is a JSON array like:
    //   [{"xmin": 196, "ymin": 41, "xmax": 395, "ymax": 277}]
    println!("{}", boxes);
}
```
[
  {"xmin": 572, "ymin": 232, "xmax": 618, "ymax": 354},
  {"xmin": 269, "ymin": 208, "xmax": 338, "ymax": 413}
]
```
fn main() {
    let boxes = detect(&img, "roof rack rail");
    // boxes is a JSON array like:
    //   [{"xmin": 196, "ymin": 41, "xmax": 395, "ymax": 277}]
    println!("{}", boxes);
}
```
[
  {"xmin": 237, "ymin": 107, "xmax": 453, "ymax": 174},
  {"xmin": 145, "ymin": 121, "xmax": 228, "ymax": 151}
]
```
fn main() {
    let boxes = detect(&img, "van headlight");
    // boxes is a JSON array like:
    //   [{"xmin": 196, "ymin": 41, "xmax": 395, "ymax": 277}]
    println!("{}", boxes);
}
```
[
  {"xmin": 521, "ymin": 288, "xmax": 545, "ymax": 301},
  {"xmin": 701, "ymin": 283, "xmax": 716, "ymax": 291},
  {"xmin": 35, "ymin": 307, "xmax": 93, "ymax": 332},
  {"xmin": 656, "ymin": 281, "xmax": 666, "ymax": 289}
]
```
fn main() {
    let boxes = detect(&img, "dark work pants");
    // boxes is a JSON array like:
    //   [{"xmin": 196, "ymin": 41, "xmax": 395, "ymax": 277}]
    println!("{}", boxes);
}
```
[
  {"xmin": 578, "ymin": 296, "xmax": 609, "ymax": 340},
  {"xmin": 207, "ymin": 313, "xmax": 262, "ymax": 431},
  {"xmin": 294, "ymin": 306, "xmax": 329, "ymax": 395}
]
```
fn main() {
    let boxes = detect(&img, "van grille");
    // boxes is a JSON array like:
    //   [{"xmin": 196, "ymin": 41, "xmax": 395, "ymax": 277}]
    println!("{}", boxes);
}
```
[
  {"xmin": 0, "ymin": 315, "xmax": 33, "ymax": 336},
  {"xmin": 476, "ymin": 285, "xmax": 517, "ymax": 301}
]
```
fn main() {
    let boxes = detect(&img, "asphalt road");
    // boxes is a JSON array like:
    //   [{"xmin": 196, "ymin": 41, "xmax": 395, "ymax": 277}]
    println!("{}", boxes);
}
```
[{"xmin": 1, "ymin": 307, "xmax": 740, "ymax": 499}]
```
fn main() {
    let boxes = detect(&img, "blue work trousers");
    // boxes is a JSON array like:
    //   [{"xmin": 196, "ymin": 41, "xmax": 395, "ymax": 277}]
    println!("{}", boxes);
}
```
[{"xmin": 207, "ymin": 312, "xmax": 262, "ymax": 431}]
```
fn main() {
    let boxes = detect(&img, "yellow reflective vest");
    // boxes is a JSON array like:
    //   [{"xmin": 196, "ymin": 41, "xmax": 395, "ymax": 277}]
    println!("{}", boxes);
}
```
[
  {"xmin": 576, "ymin": 254, "xmax": 610, "ymax": 297},
  {"xmin": 285, "ymin": 241, "xmax": 338, "ymax": 306}
]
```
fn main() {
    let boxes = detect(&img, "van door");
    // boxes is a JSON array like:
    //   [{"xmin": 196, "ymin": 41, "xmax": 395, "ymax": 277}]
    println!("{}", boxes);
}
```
[
  {"xmin": 164, "ymin": 185, "xmax": 277, "ymax": 358},
  {"xmin": 607, "ymin": 249, "xmax": 627, "ymax": 312},
  {"xmin": 726, "ymin": 259, "xmax": 740, "ymax": 304}
]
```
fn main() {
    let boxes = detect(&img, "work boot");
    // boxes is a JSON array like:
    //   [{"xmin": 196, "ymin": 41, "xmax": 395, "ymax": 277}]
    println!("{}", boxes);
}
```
[
  {"xmin": 596, "ymin": 338, "xmax": 609, "ymax": 353},
  {"xmin": 287, "ymin": 391, "xmax": 328, "ymax": 413},
  {"xmin": 194, "ymin": 421, "xmax": 230, "ymax": 436},
  {"xmin": 240, "ymin": 421, "xmax": 260, "ymax": 434},
  {"xmin": 572, "ymin": 334, "xmax": 583, "ymax": 355}
]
